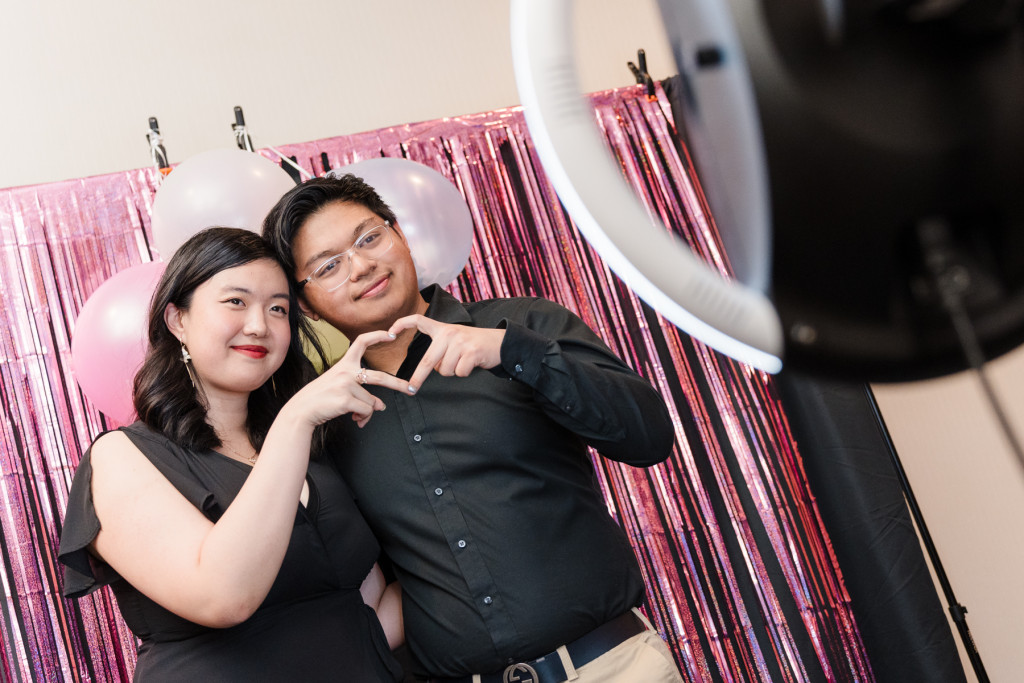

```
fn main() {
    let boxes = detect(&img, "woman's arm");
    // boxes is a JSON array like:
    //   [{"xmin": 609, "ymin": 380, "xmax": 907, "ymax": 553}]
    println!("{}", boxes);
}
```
[
  {"xmin": 89, "ymin": 331, "xmax": 411, "ymax": 628},
  {"xmin": 89, "ymin": 419, "xmax": 314, "ymax": 628}
]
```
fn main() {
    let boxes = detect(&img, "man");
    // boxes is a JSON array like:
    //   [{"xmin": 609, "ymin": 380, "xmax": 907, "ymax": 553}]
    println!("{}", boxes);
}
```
[{"xmin": 263, "ymin": 174, "xmax": 683, "ymax": 683}]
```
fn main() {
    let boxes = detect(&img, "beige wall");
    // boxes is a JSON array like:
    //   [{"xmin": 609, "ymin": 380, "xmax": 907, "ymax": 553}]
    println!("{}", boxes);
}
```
[
  {"xmin": 0, "ymin": 1, "xmax": 671, "ymax": 188},
  {"xmin": 872, "ymin": 347, "xmax": 1024, "ymax": 683},
  {"xmin": 3, "ymin": 2, "xmax": 1020, "ymax": 680}
]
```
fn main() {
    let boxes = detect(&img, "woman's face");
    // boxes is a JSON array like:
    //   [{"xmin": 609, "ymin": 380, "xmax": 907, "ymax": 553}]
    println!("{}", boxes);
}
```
[{"xmin": 167, "ymin": 258, "xmax": 292, "ymax": 401}]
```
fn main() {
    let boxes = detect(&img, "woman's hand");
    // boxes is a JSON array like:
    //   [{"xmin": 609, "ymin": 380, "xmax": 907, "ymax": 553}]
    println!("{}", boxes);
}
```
[{"xmin": 284, "ymin": 330, "xmax": 413, "ymax": 429}]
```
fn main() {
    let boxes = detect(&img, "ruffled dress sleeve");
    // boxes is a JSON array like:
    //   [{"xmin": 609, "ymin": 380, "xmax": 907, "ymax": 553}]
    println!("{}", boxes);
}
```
[
  {"xmin": 57, "ymin": 422, "xmax": 223, "ymax": 599},
  {"xmin": 57, "ymin": 446, "xmax": 116, "ymax": 598}
]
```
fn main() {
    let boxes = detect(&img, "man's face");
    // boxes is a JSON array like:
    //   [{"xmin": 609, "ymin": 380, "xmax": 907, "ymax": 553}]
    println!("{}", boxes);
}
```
[{"xmin": 292, "ymin": 200, "xmax": 425, "ymax": 337}]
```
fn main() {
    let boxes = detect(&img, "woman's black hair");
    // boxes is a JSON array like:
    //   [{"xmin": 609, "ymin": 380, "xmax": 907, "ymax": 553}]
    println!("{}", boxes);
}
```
[{"xmin": 133, "ymin": 227, "xmax": 330, "ymax": 455}]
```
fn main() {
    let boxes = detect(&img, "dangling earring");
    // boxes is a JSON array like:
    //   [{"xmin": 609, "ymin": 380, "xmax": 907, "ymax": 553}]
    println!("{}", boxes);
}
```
[{"xmin": 181, "ymin": 343, "xmax": 197, "ymax": 389}]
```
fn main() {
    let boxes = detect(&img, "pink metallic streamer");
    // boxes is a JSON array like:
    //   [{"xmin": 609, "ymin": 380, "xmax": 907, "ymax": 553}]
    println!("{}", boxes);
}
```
[{"xmin": 0, "ymin": 85, "xmax": 873, "ymax": 681}]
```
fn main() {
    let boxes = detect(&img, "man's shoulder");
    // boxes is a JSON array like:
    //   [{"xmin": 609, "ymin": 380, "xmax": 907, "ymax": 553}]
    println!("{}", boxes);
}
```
[
  {"xmin": 428, "ymin": 286, "xmax": 568, "ymax": 322},
  {"xmin": 462, "ymin": 295, "xmax": 565, "ymax": 321}
]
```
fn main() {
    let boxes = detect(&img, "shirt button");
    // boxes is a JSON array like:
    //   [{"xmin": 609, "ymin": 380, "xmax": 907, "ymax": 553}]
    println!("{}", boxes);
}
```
[
  {"xmin": 457, "ymin": 539, "xmax": 466, "ymax": 548},
  {"xmin": 564, "ymin": 402, "xmax": 573, "ymax": 411},
  {"xmin": 483, "ymin": 596, "xmax": 493, "ymax": 605},
  {"xmin": 514, "ymin": 363, "xmax": 523, "ymax": 374},
  {"xmin": 413, "ymin": 434, "xmax": 422, "ymax": 442},
  {"xmin": 434, "ymin": 487, "xmax": 443, "ymax": 496}
]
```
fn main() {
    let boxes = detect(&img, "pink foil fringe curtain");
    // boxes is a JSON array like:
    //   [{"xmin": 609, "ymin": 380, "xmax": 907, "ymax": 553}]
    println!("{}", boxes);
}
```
[{"xmin": 0, "ymin": 84, "xmax": 874, "ymax": 682}]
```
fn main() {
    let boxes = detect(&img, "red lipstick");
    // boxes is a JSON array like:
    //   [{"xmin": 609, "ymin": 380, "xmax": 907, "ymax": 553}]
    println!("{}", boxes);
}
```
[{"xmin": 232, "ymin": 345, "xmax": 268, "ymax": 359}]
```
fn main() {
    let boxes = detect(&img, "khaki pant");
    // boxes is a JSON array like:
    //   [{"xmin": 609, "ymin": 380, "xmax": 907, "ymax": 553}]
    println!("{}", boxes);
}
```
[
  {"xmin": 468, "ymin": 609, "xmax": 685, "ymax": 683},
  {"xmin": 566, "ymin": 610, "xmax": 684, "ymax": 683}
]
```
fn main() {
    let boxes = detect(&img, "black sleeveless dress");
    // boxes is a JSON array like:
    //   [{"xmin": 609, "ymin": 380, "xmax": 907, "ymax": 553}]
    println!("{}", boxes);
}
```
[{"xmin": 58, "ymin": 422, "xmax": 402, "ymax": 682}]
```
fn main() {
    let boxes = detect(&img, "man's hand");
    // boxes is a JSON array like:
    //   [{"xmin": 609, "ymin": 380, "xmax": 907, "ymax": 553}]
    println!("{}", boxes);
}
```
[{"xmin": 388, "ymin": 314, "xmax": 505, "ymax": 393}]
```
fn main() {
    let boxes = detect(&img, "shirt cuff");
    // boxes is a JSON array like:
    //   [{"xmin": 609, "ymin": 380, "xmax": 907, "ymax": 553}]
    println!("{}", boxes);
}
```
[{"xmin": 498, "ymin": 319, "xmax": 549, "ymax": 386}]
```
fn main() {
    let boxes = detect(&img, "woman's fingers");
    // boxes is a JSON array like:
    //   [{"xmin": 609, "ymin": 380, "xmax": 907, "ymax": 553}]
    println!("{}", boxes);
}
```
[
  {"xmin": 340, "ymin": 330, "xmax": 397, "ymax": 367},
  {"xmin": 335, "ymin": 330, "xmax": 419, "ymax": 395},
  {"xmin": 358, "ymin": 368, "xmax": 414, "ymax": 395}
]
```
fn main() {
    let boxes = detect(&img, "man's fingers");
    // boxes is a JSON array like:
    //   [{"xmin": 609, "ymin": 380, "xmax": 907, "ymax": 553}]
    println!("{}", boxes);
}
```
[
  {"xmin": 388, "ymin": 314, "xmax": 434, "ymax": 338},
  {"xmin": 344, "ymin": 320, "xmax": 503, "ymax": 395},
  {"xmin": 454, "ymin": 355, "xmax": 479, "ymax": 377},
  {"xmin": 435, "ymin": 349, "xmax": 462, "ymax": 377},
  {"xmin": 407, "ymin": 362, "xmax": 433, "ymax": 394},
  {"xmin": 407, "ymin": 342, "xmax": 449, "ymax": 392}
]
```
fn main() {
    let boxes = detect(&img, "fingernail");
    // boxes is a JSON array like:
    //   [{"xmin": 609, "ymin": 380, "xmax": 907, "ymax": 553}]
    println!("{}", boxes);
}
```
[
  {"xmin": 408, "ymin": 385, "xmax": 417, "ymax": 395},
  {"xmin": 380, "ymin": 403, "xmax": 386, "ymax": 411},
  {"xmin": 388, "ymin": 332, "xmax": 396, "ymax": 339}
]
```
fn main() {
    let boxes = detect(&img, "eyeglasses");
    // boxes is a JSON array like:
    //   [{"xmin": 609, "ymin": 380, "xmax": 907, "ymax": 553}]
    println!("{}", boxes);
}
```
[{"xmin": 299, "ymin": 222, "xmax": 395, "ymax": 292}]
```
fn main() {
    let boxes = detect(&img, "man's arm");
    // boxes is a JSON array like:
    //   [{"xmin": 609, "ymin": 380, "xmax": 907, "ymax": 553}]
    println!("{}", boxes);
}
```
[
  {"xmin": 389, "ymin": 298, "xmax": 675, "ymax": 466},
  {"xmin": 497, "ymin": 298, "xmax": 674, "ymax": 466}
]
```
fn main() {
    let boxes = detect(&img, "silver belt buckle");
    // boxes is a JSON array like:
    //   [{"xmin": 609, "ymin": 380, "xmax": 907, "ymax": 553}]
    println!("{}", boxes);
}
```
[{"xmin": 502, "ymin": 662, "xmax": 539, "ymax": 683}]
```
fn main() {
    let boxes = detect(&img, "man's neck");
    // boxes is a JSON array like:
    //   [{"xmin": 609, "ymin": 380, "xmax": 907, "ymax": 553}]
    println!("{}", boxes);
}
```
[
  {"xmin": 364, "ymin": 326, "xmax": 418, "ymax": 375},
  {"xmin": 340, "ymin": 287, "xmax": 431, "ymax": 375}
]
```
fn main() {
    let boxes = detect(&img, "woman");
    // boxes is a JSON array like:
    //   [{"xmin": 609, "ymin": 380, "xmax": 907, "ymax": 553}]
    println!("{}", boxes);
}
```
[{"xmin": 59, "ymin": 227, "xmax": 409, "ymax": 681}]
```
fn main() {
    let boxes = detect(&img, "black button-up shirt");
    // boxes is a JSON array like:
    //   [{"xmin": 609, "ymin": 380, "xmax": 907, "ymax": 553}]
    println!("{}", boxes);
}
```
[{"xmin": 331, "ymin": 286, "xmax": 674, "ymax": 677}]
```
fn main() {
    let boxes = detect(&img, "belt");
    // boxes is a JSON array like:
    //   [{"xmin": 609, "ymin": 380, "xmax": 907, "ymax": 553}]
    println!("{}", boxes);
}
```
[{"xmin": 430, "ymin": 611, "xmax": 647, "ymax": 683}]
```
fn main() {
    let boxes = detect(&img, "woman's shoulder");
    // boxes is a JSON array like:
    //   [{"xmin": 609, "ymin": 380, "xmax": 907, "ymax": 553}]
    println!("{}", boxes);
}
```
[
  {"xmin": 88, "ymin": 428, "xmax": 132, "ymax": 454},
  {"xmin": 86, "ymin": 428, "xmax": 136, "ymax": 470},
  {"xmin": 89, "ymin": 422, "xmax": 208, "ymax": 499},
  {"xmin": 89, "ymin": 422, "xmax": 170, "ymax": 468},
  {"xmin": 88, "ymin": 421, "xmax": 226, "ymax": 525}
]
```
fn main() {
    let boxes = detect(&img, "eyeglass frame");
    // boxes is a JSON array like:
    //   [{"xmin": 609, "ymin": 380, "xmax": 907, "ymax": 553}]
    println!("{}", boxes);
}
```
[{"xmin": 297, "ymin": 221, "xmax": 395, "ymax": 292}]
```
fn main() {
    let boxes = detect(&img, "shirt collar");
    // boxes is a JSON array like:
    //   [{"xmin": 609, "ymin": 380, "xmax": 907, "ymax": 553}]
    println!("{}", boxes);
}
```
[
  {"xmin": 420, "ymin": 284, "xmax": 473, "ymax": 325},
  {"xmin": 395, "ymin": 285, "xmax": 472, "ymax": 380}
]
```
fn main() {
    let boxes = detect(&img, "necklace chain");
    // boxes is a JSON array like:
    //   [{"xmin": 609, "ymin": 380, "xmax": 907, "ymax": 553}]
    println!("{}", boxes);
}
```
[{"xmin": 220, "ymin": 440, "xmax": 258, "ymax": 465}]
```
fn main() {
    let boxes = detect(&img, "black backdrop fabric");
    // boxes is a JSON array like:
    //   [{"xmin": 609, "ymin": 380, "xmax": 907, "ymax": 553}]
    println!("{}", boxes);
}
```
[{"xmin": 776, "ymin": 372, "xmax": 967, "ymax": 682}]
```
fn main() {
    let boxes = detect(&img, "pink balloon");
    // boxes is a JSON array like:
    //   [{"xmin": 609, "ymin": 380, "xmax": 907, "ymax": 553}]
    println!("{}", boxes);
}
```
[
  {"xmin": 71, "ymin": 261, "xmax": 167, "ymax": 425},
  {"xmin": 338, "ymin": 158, "xmax": 474, "ymax": 288},
  {"xmin": 151, "ymin": 149, "xmax": 296, "ymax": 260}
]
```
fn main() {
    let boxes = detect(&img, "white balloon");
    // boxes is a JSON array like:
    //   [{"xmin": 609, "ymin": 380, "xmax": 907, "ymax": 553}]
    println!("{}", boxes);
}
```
[
  {"xmin": 151, "ymin": 149, "xmax": 296, "ymax": 259},
  {"xmin": 338, "ymin": 158, "xmax": 474, "ymax": 288}
]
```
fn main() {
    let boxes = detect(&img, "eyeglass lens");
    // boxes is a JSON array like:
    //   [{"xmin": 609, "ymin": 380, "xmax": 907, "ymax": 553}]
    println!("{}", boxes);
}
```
[{"xmin": 311, "ymin": 225, "xmax": 392, "ymax": 289}]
